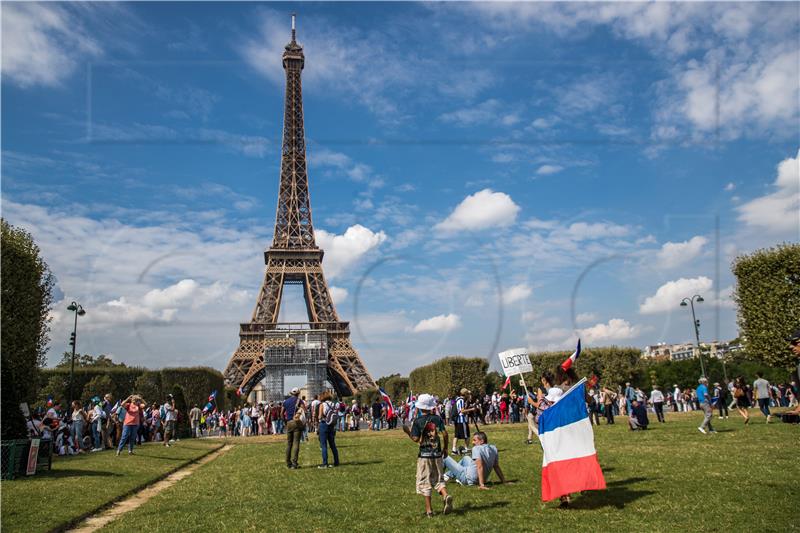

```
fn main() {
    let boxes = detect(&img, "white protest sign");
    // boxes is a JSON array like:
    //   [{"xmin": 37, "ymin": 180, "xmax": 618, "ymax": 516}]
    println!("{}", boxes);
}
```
[{"xmin": 498, "ymin": 347, "xmax": 533, "ymax": 377}]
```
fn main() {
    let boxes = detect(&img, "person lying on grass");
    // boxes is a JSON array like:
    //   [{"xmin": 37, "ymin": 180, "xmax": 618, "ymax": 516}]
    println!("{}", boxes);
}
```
[
  {"xmin": 402, "ymin": 393, "xmax": 454, "ymax": 517},
  {"xmin": 443, "ymin": 431, "xmax": 508, "ymax": 490}
]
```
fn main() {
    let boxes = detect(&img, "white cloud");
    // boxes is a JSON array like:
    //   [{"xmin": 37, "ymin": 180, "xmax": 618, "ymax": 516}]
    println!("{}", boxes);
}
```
[
  {"xmin": 439, "ymin": 99, "xmax": 504, "ymax": 126},
  {"xmin": 503, "ymin": 283, "xmax": 532, "ymax": 304},
  {"xmin": 435, "ymin": 189, "xmax": 520, "ymax": 232},
  {"xmin": 316, "ymin": 224, "xmax": 387, "ymax": 279},
  {"xmin": 142, "ymin": 279, "xmax": 199, "ymax": 309},
  {"xmin": 639, "ymin": 276, "xmax": 713, "ymax": 314},
  {"xmin": 329, "ymin": 286, "xmax": 348, "ymax": 304},
  {"xmin": 656, "ymin": 236, "xmax": 708, "ymax": 269},
  {"xmin": 310, "ymin": 148, "xmax": 385, "ymax": 189},
  {"xmin": 575, "ymin": 312, "xmax": 598, "ymax": 324},
  {"xmin": 411, "ymin": 313, "xmax": 462, "ymax": 333},
  {"xmin": 579, "ymin": 318, "xmax": 643, "ymax": 343},
  {"xmin": 1, "ymin": 3, "xmax": 102, "ymax": 88},
  {"xmin": 724, "ymin": 182, "xmax": 736, "ymax": 192},
  {"xmin": 563, "ymin": 222, "xmax": 632, "ymax": 240},
  {"xmin": 536, "ymin": 164, "xmax": 564, "ymax": 176},
  {"xmin": 737, "ymin": 149, "xmax": 800, "ymax": 234}
]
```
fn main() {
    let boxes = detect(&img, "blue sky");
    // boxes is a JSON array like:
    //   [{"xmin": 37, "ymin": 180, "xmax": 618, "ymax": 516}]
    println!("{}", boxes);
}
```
[{"xmin": 2, "ymin": 2, "xmax": 798, "ymax": 379}]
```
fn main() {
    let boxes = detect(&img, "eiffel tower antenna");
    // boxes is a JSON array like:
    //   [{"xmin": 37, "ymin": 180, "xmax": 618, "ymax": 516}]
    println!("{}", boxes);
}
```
[{"xmin": 224, "ymin": 14, "xmax": 375, "ymax": 400}]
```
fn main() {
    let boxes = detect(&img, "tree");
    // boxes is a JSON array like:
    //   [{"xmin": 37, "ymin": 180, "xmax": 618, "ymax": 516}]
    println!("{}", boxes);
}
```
[
  {"xmin": 56, "ymin": 352, "xmax": 126, "ymax": 368},
  {"xmin": 733, "ymin": 243, "xmax": 800, "ymax": 375},
  {"xmin": 1, "ymin": 219, "xmax": 54, "ymax": 439},
  {"xmin": 81, "ymin": 375, "xmax": 114, "ymax": 405},
  {"xmin": 134, "ymin": 371, "xmax": 163, "ymax": 405}
]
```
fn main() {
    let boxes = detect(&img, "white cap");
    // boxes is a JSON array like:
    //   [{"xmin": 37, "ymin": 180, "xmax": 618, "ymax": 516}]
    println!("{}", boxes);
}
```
[{"xmin": 290, "ymin": 387, "xmax": 300, "ymax": 395}]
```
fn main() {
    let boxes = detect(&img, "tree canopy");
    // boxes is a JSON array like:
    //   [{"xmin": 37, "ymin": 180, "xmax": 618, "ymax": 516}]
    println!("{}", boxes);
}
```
[{"xmin": 1, "ymin": 219, "xmax": 54, "ymax": 439}]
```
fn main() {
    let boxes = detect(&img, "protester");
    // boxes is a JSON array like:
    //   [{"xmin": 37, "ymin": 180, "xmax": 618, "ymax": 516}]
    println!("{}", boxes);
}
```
[
  {"xmin": 282, "ymin": 388, "xmax": 305, "ymax": 469},
  {"xmin": 316, "ymin": 391, "xmax": 340, "ymax": 468},
  {"xmin": 601, "ymin": 387, "xmax": 616, "ymax": 425},
  {"xmin": 451, "ymin": 388, "xmax": 473, "ymax": 455},
  {"xmin": 371, "ymin": 397, "xmax": 383, "ymax": 431},
  {"xmin": 696, "ymin": 377, "xmax": 716, "ymax": 434},
  {"xmin": 443, "ymin": 431, "xmax": 506, "ymax": 489},
  {"xmin": 649, "ymin": 386, "xmax": 665, "ymax": 423},
  {"xmin": 162, "ymin": 394, "xmax": 177, "ymax": 447},
  {"xmin": 714, "ymin": 382, "xmax": 729, "ymax": 420},
  {"xmin": 70, "ymin": 400, "xmax": 87, "ymax": 452},
  {"xmin": 628, "ymin": 399, "xmax": 649, "ymax": 430},
  {"xmin": 753, "ymin": 372, "xmax": 773, "ymax": 423},
  {"xmin": 116, "ymin": 395, "xmax": 144, "ymax": 456},
  {"xmin": 402, "ymin": 393, "xmax": 453, "ymax": 517},
  {"xmin": 189, "ymin": 404, "xmax": 202, "ymax": 437}
]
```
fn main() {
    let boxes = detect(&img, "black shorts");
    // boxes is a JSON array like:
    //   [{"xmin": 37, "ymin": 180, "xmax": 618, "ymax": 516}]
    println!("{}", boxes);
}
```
[{"xmin": 454, "ymin": 420, "xmax": 470, "ymax": 440}]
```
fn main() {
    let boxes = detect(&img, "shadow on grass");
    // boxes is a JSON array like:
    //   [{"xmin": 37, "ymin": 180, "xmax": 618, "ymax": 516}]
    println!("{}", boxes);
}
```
[
  {"xmin": 337, "ymin": 460, "xmax": 384, "ymax": 467},
  {"xmin": 567, "ymin": 477, "xmax": 654, "ymax": 510},
  {"xmin": 450, "ymin": 500, "xmax": 510, "ymax": 515},
  {"xmin": 43, "ymin": 469, "xmax": 124, "ymax": 479}
]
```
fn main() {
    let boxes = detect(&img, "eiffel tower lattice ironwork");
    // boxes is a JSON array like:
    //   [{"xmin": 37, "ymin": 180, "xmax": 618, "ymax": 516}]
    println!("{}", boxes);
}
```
[{"xmin": 223, "ymin": 16, "xmax": 375, "ymax": 398}]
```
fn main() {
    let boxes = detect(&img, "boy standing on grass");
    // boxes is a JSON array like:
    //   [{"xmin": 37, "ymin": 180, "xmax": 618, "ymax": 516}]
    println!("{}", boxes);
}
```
[{"xmin": 402, "ymin": 393, "xmax": 454, "ymax": 517}]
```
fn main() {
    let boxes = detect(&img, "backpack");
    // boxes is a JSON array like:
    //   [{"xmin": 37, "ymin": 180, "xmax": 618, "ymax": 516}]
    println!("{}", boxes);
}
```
[
  {"xmin": 323, "ymin": 401, "xmax": 339, "ymax": 426},
  {"xmin": 160, "ymin": 405, "xmax": 167, "ymax": 420}
]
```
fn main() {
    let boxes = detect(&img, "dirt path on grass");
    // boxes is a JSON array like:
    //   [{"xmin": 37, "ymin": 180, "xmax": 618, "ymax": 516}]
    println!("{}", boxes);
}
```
[{"xmin": 67, "ymin": 444, "xmax": 233, "ymax": 533}]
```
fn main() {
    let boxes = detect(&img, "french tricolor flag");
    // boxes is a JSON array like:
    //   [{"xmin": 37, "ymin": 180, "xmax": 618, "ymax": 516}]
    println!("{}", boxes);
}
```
[
  {"xmin": 560, "ymin": 338, "xmax": 581, "ymax": 371},
  {"xmin": 537, "ymin": 377, "xmax": 606, "ymax": 501},
  {"xmin": 378, "ymin": 387, "xmax": 394, "ymax": 418}
]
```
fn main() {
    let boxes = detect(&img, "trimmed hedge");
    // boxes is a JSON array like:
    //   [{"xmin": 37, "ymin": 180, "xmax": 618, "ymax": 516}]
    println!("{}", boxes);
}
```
[
  {"xmin": 409, "ymin": 357, "xmax": 488, "ymax": 399},
  {"xmin": 38, "ymin": 366, "xmax": 225, "ymax": 411},
  {"xmin": 525, "ymin": 346, "xmax": 642, "ymax": 389}
]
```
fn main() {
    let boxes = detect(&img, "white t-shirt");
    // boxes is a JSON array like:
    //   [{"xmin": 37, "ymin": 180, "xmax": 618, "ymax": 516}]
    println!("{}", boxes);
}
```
[
  {"xmin": 545, "ymin": 387, "xmax": 564, "ymax": 403},
  {"xmin": 650, "ymin": 389, "xmax": 664, "ymax": 403},
  {"xmin": 753, "ymin": 378, "xmax": 770, "ymax": 399}
]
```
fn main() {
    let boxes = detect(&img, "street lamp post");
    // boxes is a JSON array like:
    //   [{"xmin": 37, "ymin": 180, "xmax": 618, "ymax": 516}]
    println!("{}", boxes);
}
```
[
  {"xmin": 680, "ymin": 295, "xmax": 705, "ymax": 379},
  {"xmin": 67, "ymin": 301, "xmax": 86, "ymax": 406}
]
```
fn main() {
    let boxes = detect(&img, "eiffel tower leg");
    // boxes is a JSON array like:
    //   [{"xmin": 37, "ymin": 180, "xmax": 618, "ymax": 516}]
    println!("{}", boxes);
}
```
[
  {"xmin": 328, "ymin": 332, "xmax": 374, "ymax": 397},
  {"xmin": 252, "ymin": 270, "xmax": 285, "ymax": 323}
]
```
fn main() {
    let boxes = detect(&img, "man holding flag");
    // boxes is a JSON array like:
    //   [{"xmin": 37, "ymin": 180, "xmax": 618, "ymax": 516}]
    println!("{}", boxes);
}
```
[{"xmin": 536, "ymin": 341, "xmax": 606, "ymax": 506}]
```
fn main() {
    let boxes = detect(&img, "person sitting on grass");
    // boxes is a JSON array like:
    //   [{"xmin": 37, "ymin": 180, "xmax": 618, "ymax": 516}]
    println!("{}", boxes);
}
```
[
  {"xmin": 628, "ymin": 399, "xmax": 649, "ymax": 430},
  {"xmin": 402, "ymin": 393, "xmax": 454, "ymax": 518},
  {"xmin": 443, "ymin": 431, "xmax": 507, "ymax": 489}
]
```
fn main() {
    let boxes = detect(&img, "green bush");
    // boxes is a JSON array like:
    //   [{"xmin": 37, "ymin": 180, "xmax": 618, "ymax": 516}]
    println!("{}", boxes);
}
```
[
  {"xmin": 1, "ymin": 220, "xmax": 54, "ymax": 438},
  {"xmin": 38, "ymin": 366, "xmax": 225, "ymax": 411},
  {"xmin": 525, "ymin": 346, "xmax": 642, "ymax": 389},
  {"xmin": 383, "ymin": 376, "xmax": 409, "ymax": 402},
  {"xmin": 409, "ymin": 357, "xmax": 488, "ymax": 399}
]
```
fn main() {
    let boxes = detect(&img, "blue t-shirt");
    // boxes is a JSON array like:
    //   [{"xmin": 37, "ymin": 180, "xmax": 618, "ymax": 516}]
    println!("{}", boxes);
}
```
[
  {"xmin": 471, "ymin": 443, "xmax": 498, "ymax": 481},
  {"xmin": 696, "ymin": 384, "xmax": 709, "ymax": 404},
  {"xmin": 283, "ymin": 396, "xmax": 302, "ymax": 419}
]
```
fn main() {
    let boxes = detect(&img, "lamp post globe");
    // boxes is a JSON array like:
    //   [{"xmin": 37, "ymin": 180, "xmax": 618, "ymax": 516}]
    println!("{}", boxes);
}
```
[{"xmin": 679, "ymin": 295, "xmax": 706, "ymax": 379}]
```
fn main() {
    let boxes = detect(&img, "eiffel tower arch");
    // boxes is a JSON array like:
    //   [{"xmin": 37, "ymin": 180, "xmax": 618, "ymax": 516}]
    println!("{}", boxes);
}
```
[{"xmin": 224, "ymin": 15, "xmax": 375, "ymax": 399}]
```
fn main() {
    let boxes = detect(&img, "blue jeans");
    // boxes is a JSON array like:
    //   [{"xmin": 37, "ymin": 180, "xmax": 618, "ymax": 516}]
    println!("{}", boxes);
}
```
[
  {"xmin": 71, "ymin": 421, "xmax": 84, "ymax": 450},
  {"xmin": 371, "ymin": 418, "xmax": 381, "ymax": 431},
  {"xmin": 117, "ymin": 424, "xmax": 137, "ymax": 453},
  {"xmin": 337, "ymin": 416, "xmax": 346, "ymax": 432},
  {"xmin": 92, "ymin": 420, "xmax": 102, "ymax": 449},
  {"xmin": 318, "ymin": 422, "xmax": 339, "ymax": 466},
  {"xmin": 444, "ymin": 455, "xmax": 478, "ymax": 485},
  {"xmin": 757, "ymin": 398, "xmax": 771, "ymax": 416}
]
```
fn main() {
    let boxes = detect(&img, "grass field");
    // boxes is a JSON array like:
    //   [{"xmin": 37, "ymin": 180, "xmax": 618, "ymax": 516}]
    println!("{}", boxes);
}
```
[
  {"xmin": 85, "ymin": 409, "xmax": 800, "ymax": 533},
  {"xmin": 1, "ymin": 439, "xmax": 222, "ymax": 533}
]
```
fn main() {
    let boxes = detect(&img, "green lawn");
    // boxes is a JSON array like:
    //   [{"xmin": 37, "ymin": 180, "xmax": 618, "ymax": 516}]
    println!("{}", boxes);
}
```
[
  {"xmin": 89, "ymin": 410, "xmax": 799, "ymax": 533},
  {"xmin": 1, "ymin": 439, "xmax": 222, "ymax": 533}
]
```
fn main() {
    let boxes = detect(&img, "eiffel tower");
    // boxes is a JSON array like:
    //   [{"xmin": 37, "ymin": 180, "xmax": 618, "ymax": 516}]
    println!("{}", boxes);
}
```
[{"xmin": 223, "ymin": 15, "xmax": 375, "ymax": 398}]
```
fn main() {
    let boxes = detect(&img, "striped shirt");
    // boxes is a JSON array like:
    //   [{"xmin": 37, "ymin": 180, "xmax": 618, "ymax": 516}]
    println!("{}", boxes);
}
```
[{"xmin": 455, "ymin": 396, "xmax": 467, "ymax": 424}]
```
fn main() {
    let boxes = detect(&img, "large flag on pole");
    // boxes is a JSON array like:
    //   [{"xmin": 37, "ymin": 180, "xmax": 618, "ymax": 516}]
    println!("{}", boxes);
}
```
[
  {"xmin": 378, "ymin": 387, "xmax": 395, "ymax": 418},
  {"xmin": 537, "ymin": 377, "xmax": 606, "ymax": 501}
]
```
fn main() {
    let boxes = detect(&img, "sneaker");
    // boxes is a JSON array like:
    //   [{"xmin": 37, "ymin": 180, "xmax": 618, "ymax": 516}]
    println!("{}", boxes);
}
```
[
  {"xmin": 443, "ymin": 495, "xmax": 454, "ymax": 515},
  {"xmin": 443, "ymin": 473, "xmax": 451, "ymax": 482},
  {"xmin": 697, "ymin": 427, "xmax": 706, "ymax": 434},
  {"xmin": 718, "ymin": 416, "xmax": 723, "ymax": 420},
  {"xmin": 526, "ymin": 440, "xmax": 533, "ymax": 445},
  {"xmin": 129, "ymin": 450, "xmax": 134, "ymax": 455},
  {"xmin": 710, "ymin": 430, "xmax": 718, "ymax": 434},
  {"xmin": 317, "ymin": 464, "xmax": 328, "ymax": 469},
  {"xmin": 115, "ymin": 450, "xmax": 121, "ymax": 456},
  {"xmin": 766, "ymin": 415, "xmax": 771, "ymax": 423},
  {"xmin": 424, "ymin": 512, "xmax": 435, "ymax": 518}
]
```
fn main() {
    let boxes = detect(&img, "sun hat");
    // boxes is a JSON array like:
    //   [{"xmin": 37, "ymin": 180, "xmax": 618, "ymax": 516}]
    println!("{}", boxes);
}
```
[{"xmin": 416, "ymin": 394, "xmax": 436, "ymax": 411}]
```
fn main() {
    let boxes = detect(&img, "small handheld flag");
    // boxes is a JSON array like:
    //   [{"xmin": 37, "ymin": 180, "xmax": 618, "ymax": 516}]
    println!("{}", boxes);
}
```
[
  {"xmin": 46, "ymin": 395, "xmax": 54, "ymax": 407},
  {"xmin": 235, "ymin": 387, "xmax": 243, "ymax": 397},
  {"xmin": 208, "ymin": 390, "xmax": 217, "ymax": 402},
  {"xmin": 560, "ymin": 339, "xmax": 581, "ymax": 371},
  {"xmin": 501, "ymin": 376, "xmax": 511, "ymax": 390}
]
